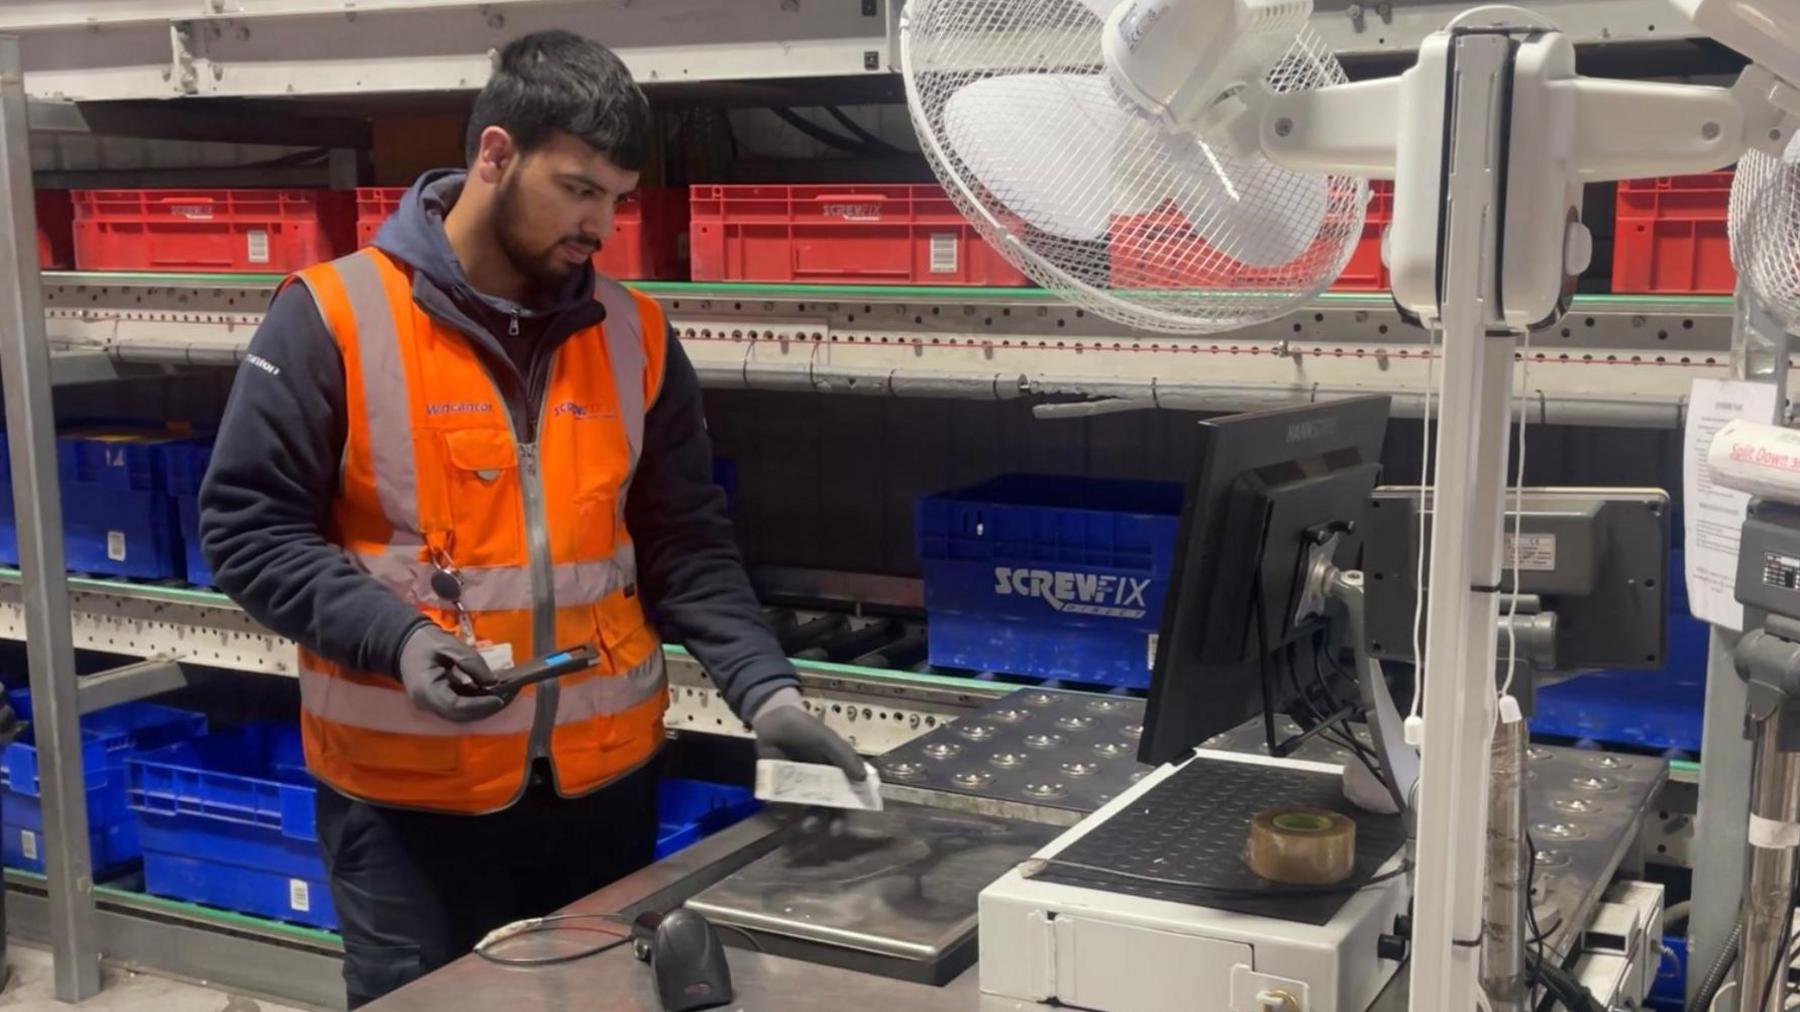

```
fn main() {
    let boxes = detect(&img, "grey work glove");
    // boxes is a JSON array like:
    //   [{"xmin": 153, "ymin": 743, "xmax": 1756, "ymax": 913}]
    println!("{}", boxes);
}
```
[
  {"xmin": 395, "ymin": 624, "xmax": 510, "ymax": 722},
  {"xmin": 750, "ymin": 688, "xmax": 866, "ymax": 781}
]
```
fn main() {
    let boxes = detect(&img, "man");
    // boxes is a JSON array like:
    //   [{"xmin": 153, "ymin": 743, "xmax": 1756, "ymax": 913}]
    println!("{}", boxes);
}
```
[{"xmin": 199, "ymin": 30, "xmax": 863, "ymax": 1007}]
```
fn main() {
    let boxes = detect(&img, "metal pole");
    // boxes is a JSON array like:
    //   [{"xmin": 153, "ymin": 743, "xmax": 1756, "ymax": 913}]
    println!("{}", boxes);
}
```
[
  {"xmin": 1734, "ymin": 713, "xmax": 1800, "ymax": 1012},
  {"xmin": 1690, "ymin": 286, "xmax": 1780, "ymax": 1005},
  {"xmin": 1481, "ymin": 715, "xmax": 1528, "ymax": 1012},
  {"xmin": 0, "ymin": 35, "xmax": 101, "ymax": 1001},
  {"xmin": 1410, "ymin": 33, "xmax": 1515, "ymax": 1011},
  {"xmin": 1694, "ymin": 628, "xmax": 1755, "ymax": 1004}
]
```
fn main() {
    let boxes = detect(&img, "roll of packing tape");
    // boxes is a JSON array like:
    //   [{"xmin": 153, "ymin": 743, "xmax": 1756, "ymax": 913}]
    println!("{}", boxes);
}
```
[{"xmin": 1246, "ymin": 808, "xmax": 1357, "ymax": 885}]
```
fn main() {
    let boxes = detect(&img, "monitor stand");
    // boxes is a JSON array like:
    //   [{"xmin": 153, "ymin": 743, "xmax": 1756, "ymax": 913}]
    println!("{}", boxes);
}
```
[{"xmin": 1294, "ymin": 528, "xmax": 1419, "ymax": 820}]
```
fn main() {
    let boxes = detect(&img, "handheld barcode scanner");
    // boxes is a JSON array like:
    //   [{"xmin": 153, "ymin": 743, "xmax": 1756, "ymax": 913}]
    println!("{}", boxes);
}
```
[
  {"xmin": 489, "ymin": 645, "xmax": 600, "ymax": 694},
  {"xmin": 449, "ymin": 644, "xmax": 601, "ymax": 699}
]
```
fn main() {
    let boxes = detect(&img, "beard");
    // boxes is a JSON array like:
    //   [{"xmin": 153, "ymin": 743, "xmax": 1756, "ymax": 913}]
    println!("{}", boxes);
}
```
[{"xmin": 493, "ymin": 172, "xmax": 594, "ymax": 292}]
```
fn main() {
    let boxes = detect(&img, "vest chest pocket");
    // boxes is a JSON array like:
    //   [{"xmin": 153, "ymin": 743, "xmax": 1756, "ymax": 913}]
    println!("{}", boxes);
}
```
[{"xmin": 436, "ymin": 428, "xmax": 522, "ymax": 566}]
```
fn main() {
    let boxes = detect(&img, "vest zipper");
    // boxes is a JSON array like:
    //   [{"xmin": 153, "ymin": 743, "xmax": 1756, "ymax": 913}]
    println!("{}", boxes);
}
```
[
  {"xmin": 461, "ymin": 342, "xmax": 561, "ymax": 783},
  {"xmin": 518, "ymin": 439, "xmax": 558, "ymax": 766},
  {"xmin": 508, "ymin": 310, "xmax": 521, "ymax": 338}
]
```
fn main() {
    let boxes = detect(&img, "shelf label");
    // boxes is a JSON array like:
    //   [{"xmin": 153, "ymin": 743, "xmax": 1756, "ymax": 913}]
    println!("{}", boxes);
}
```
[
  {"xmin": 929, "ymin": 233, "xmax": 958, "ymax": 274},
  {"xmin": 20, "ymin": 830, "xmax": 35, "ymax": 862},
  {"xmin": 289, "ymin": 878, "xmax": 311, "ymax": 912},
  {"xmin": 106, "ymin": 531, "xmax": 126, "ymax": 562},
  {"xmin": 247, "ymin": 229, "xmax": 270, "ymax": 265}
]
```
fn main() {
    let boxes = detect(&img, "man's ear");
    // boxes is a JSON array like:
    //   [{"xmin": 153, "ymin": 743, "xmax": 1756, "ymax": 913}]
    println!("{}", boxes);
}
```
[{"xmin": 472, "ymin": 126, "xmax": 516, "ymax": 185}]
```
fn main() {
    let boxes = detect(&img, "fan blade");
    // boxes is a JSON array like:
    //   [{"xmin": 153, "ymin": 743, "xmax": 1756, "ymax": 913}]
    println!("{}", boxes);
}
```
[
  {"xmin": 1167, "ymin": 141, "xmax": 1331, "ymax": 267},
  {"xmin": 942, "ymin": 73, "xmax": 1156, "ymax": 242},
  {"xmin": 1076, "ymin": 0, "xmax": 1127, "ymax": 18}
]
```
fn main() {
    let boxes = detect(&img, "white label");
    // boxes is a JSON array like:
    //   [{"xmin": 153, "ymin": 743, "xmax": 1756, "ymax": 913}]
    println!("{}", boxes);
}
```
[
  {"xmin": 20, "ymin": 830, "xmax": 36, "ymax": 862},
  {"xmin": 1146, "ymin": 633, "xmax": 1159, "ymax": 671},
  {"xmin": 106, "ymin": 530, "xmax": 126, "ymax": 562},
  {"xmin": 929, "ymin": 233, "xmax": 958, "ymax": 274},
  {"xmin": 754, "ymin": 759, "xmax": 883, "ymax": 812},
  {"xmin": 477, "ymin": 641, "xmax": 515, "ymax": 672},
  {"xmin": 247, "ymin": 229, "xmax": 270, "ymax": 264},
  {"xmin": 1684, "ymin": 378, "xmax": 1781, "ymax": 631},
  {"xmin": 1749, "ymin": 813, "xmax": 1800, "ymax": 849},
  {"xmin": 1503, "ymin": 533, "xmax": 1556, "ymax": 573},
  {"xmin": 289, "ymin": 878, "xmax": 311, "ymax": 912}
]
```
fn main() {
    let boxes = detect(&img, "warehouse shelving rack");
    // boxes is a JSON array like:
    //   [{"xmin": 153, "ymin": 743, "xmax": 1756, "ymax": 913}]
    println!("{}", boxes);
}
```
[{"xmin": 0, "ymin": 1, "xmax": 1745, "ymax": 1005}]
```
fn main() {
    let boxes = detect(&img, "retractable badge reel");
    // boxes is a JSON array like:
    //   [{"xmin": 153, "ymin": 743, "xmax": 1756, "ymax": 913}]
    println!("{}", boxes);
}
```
[{"xmin": 429, "ymin": 550, "xmax": 515, "ymax": 672}]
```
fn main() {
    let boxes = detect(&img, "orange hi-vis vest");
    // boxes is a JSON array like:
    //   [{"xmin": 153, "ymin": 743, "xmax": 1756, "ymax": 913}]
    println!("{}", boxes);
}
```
[{"xmin": 289, "ymin": 248, "xmax": 670, "ymax": 813}]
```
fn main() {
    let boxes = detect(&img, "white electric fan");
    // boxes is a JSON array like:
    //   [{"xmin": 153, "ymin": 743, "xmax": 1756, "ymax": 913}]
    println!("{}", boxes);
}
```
[
  {"xmin": 901, "ymin": 1, "xmax": 1800, "ymax": 1009},
  {"xmin": 900, "ymin": 0, "xmax": 1364, "ymax": 334}
]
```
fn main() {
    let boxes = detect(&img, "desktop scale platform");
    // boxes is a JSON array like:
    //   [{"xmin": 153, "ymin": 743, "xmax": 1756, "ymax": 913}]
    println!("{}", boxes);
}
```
[
  {"xmin": 974, "ymin": 398, "xmax": 1414, "ymax": 1012},
  {"xmin": 977, "ymin": 747, "xmax": 1411, "ymax": 1012}
]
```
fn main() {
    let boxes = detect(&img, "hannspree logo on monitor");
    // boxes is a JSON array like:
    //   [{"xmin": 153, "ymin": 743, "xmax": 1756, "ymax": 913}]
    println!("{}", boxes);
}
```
[{"xmin": 993, "ymin": 567, "xmax": 1151, "ymax": 619}]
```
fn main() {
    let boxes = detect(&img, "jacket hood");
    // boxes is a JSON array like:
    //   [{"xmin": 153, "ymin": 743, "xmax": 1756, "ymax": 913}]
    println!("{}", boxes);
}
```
[{"xmin": 370, "ymin": 168, "xmax": 598, "ymax": 325}]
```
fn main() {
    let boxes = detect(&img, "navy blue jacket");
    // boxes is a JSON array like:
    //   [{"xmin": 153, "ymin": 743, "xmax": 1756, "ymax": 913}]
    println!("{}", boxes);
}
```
[{"xmin": 198, "ymin": 170, "xmax": 796, "ymax": 718}]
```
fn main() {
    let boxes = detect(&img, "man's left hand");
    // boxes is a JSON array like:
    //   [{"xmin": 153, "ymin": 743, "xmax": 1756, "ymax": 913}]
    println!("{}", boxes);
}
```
[{"xmin": 750, "ymin": 688, "xmax": 865, "ymax": 781}]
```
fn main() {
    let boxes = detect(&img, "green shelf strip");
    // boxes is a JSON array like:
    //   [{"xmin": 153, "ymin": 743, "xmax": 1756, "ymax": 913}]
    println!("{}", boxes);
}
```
[
  {"xmin": 93, "ymin": 883, "xmax": 344, "ymax": 947},
  {"xmin": 42, "ymin": 271, "xmax": 1737, "ymax": 309},
  {"xmin": 0, "ymin": 566, "xmax": 235, "ymax": 608},
  {"xmin": 5, "ymin": 869, "xmax": 341, "ymax": 947}
]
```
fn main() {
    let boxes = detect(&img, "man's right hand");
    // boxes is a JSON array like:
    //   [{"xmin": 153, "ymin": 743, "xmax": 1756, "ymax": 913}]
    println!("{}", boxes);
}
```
[{"xmin": 395, "ymin": 624, "xmax": 510, "ymax": 722}]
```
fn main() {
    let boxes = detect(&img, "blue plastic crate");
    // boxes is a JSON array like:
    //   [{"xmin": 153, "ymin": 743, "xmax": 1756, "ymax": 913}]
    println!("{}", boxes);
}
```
[
  {"xmin": 916, "ymin": 474, "xmax": 1183, "ymax": 688},
  {"xmin": 126, "ymin": 723, "xmax": 336, "ymax": 930},
  {"xmin": 0, "ymin": 467, "xmax": 184, "ymax": 580},
  {"xmin": 1, "ymin": 689, "xmax": 206, "ymax": 876},
  {"xmin": 655, "ymin": 778, "xmax": 760, "ymax": 860},
  {"xmin": 1648, "ymin": 934, "xmax": 1686, "ymax": 1011},
  {"xmin": 175, "ymin": 496, "xmax": 211, "ymax": 586},
  {"xmin": 56, "ymin": 429, "xmax": 191, "ymax": 493},
  {"xmin": 162, "ymin": 440, "xmax": 213, "ymax": 497},
  {"xmin": 1535, "ymin": 550, "xmax": 1706, "ymax": 754},
  {"xmin": 63, "ymin": 486, "xmax": 183, "ymax": 580}
]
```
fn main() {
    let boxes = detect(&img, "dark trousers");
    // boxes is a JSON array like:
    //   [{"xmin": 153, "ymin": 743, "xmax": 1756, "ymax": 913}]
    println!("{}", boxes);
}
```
[{"xmin": 316, "ymin": 760, "xmax": 659, "ymax": 1008}]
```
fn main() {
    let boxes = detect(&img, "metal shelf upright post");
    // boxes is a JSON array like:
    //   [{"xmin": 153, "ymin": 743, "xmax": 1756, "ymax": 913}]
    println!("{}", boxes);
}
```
[{"xmin": 0, "ymin": 34, "xmax": 100, "ymax": 1002}]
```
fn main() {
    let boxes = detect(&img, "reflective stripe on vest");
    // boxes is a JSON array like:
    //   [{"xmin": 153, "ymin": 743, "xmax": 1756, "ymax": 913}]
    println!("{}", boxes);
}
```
[
  {"xmin": 351, "ymin": 542, "xmax": 638, "ymax": 612},
  {"xmin": 297, "ymin": 650, "xmax": 667, "ymax": 737},
  {"xmin": 337, "ymin": 253, "xmax": 421, "ymax": 548}
]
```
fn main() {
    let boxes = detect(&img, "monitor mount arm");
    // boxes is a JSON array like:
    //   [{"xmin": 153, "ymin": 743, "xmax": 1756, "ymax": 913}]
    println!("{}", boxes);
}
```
[{"xmin": 1295, "ymin": 528, "xmax": 1420, "ymax": 820}]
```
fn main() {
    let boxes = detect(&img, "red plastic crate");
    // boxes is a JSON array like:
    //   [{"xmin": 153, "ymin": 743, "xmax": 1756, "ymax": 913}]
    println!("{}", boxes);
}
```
[
  {"xmin": 1613, "ymin": 172, "xmax": 1735, "ymax": 294},
  {"xmin": 356, "ymin": 186, "xmax": 688, "ymax": 279},
  {"xmin": 689, "ymin": 183, "xmax": 1028, "ymax": 286},
  {"xmin": 35, "ymin": 190, "xmax": 72, "ymax": 269},
  {"xmin": 1109, "ymin": 206, "xmax": 1364, "ymax": 291},
  {"xmin": 73, "ymin": 189, "xmax": 354, "ymax": 273},
  {"xmin": 353, "ymin": 187, "xmax": 404, "ymax": 248},
  {"xmin": 1333, "ymin": 180, "xmax": 1392, "ymax": 292},
  {"xmin": 596, "ymin": 188, "xmax": 689, "ymax": 280}
]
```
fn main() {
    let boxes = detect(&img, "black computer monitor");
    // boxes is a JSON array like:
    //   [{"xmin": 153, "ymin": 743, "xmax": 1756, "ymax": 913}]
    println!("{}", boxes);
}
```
[{"xmin": 1139, "ymin": 396, "xmax": 1392, "ymax": 767}]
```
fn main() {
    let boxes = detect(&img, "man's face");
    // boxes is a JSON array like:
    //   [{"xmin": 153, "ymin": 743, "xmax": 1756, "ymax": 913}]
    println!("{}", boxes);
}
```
[{"xmin": 488, "ymin": 131, "xmax": 641, "ymax": 291}]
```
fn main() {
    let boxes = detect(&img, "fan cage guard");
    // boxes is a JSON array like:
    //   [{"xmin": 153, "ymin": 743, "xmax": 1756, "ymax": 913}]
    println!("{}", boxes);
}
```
[
  {"xmin": 1732, "ymin": 141, "xmax": 1800, "ymax": 332},
  {"xmin": 902, "ymin": 0, "xmax": 1368, "ymax": 334}
]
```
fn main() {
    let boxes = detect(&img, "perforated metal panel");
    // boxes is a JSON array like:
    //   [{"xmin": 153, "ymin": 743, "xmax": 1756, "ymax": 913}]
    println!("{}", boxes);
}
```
[
  {"xmin": 1033, "ymin": 755, "xmax": 1407, "ymax": 925},
  {"xmin": 875, "ymin": 687, "xmax": 1151, "ymax": 824}
]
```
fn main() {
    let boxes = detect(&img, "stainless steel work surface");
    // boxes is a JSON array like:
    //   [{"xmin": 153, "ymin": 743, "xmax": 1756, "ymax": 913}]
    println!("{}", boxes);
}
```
[
  {"xmin": 687, "ymin": 805, "xmax": 1057, "ymax": 961},
  {"xmin": 369, "ymin": 943, "xmax": 1027, "ymax": 1011},
  {"xmin": 876, "ymin": 687, "xmax": 1151, "ymax": 825}
]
